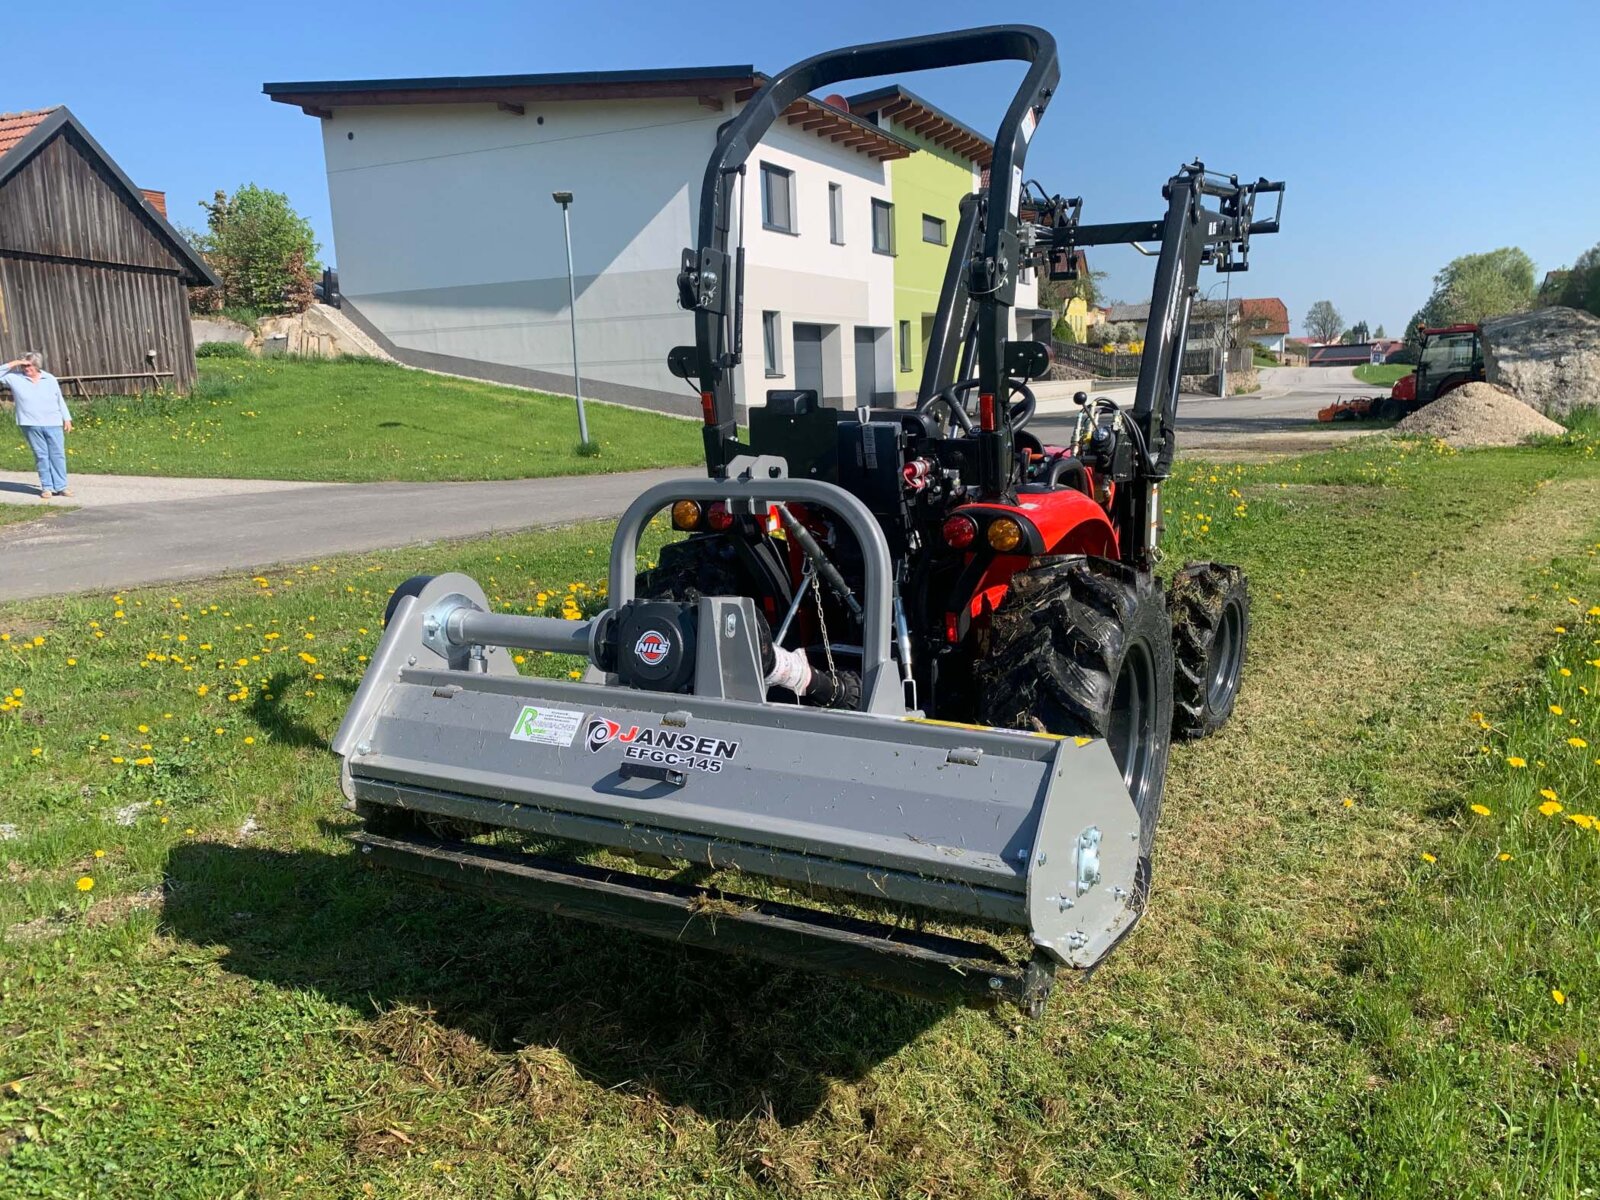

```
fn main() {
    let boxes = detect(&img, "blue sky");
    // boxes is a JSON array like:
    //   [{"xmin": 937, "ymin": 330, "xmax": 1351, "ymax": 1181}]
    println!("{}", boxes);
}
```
[{"xmin": 10, "ymin": 0, "xmax": 1598, "ymax": 337}]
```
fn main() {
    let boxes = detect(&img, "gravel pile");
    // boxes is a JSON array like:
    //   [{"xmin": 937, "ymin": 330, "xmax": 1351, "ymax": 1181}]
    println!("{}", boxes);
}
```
[{"xmin": 1394, "ymin": 382, "xmax": 1565, "ymax": 448}]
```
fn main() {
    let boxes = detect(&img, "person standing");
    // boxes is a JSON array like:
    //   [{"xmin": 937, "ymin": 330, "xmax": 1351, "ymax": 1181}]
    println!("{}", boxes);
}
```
[{"xmin": 1, "ymin": 352, "xmax": 73, "ymax": 499}]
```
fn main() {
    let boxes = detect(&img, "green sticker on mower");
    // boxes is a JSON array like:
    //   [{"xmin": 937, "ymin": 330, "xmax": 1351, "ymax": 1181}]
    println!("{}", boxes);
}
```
[{"xmin": 509, "ymin": 705, "xmax": 584, "ymax": 747}]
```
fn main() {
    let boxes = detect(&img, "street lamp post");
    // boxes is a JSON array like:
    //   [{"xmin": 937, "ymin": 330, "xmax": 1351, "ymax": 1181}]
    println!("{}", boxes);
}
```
[{"xmin": 551, "ymin": 191, "xmax": 590, "ymax": 445}]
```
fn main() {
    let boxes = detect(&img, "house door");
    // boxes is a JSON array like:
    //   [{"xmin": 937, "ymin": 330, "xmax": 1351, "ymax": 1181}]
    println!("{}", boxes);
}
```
[
  {"xmin": 853, "ymin": 326, "xmax": 889, "ymax": 406},
  {"xmin": 794, "ymin": 323, "xmax": 825, "ymax": 398}
]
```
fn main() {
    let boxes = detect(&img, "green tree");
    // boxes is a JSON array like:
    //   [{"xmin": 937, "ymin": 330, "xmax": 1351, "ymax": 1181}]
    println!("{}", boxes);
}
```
[
  {"xmin": 189, "ymin": 185, "xmax": 321, "ymax": 315},
  {"xmin": 1556, "ymin": 243, "xmax": 1600, "ymax": 317},
  {"xmin": 1425, "ymin": 247, "xmax": 1536, "ymax": 325},
  {"xmin": 1305, "ymin": 300, "xmax": 1342, "ymax": 343},
  {"xmin": 1374, "ymin": 324, "xmax": 1386, "ymax": 339},
  {"xmin": 1038, "ymin": 266, "xmax": 1109, "ymax": 314}
]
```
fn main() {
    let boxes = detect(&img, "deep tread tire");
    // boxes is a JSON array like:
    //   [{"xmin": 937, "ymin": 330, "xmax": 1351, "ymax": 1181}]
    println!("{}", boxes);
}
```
[
  {"xmin": 974, "ymin": 556, "xmax": 1175, "ymax": 870},
  {"xmin": 382, "ymin": 574, "xmax": 435, "ymax": 628},
  {"xmin": 1168, "ymin": 562, "xmax": 1250, "ymax": 740},
  {"xmin": 635, "ymin": 535, "xmax": 745, "ymax": 602}
]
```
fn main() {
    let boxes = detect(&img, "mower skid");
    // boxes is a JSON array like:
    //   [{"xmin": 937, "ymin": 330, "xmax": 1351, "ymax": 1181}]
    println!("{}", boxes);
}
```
[{"xmin": 336, "ymin": 656, "xmax": 1142, "ymax": 976}]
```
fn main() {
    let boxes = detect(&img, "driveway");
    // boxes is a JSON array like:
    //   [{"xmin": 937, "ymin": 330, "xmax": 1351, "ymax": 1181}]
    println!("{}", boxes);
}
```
[
  {"xmin": 0, "ymin": 467, "xmax": 695, "ymax": 602},
  {"xmin": 1032, "ymin": 366, "xmax": 1375, "ymax": 458}
]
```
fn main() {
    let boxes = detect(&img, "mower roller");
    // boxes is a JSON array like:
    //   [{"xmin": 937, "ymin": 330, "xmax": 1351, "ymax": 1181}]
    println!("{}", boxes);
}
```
[{"xmin": 334, "ymin": 24, "xmax": 1283, "ymax": 1015}]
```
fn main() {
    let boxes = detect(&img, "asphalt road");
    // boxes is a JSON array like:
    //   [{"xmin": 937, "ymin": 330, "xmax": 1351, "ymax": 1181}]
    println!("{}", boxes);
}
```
[
  {"xmin": 0, "ymin": 367, "xmax": 1373, "ymax": 602},
  {"xmin": 0, "ymin": 467, "xmax": 695, "ymax": 602},
  {"xmin": 1032, "ymin": 365, "xmax": 1370, "ymax": 457}
]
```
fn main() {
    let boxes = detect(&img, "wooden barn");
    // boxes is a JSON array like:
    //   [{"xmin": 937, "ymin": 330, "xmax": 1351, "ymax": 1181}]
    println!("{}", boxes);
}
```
[{"xmin": 0, "ymin": 106, "xmax": 216, "ymax": 396}]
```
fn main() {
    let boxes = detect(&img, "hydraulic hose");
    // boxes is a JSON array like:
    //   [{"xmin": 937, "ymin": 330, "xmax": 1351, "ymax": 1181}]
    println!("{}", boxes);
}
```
[{"xmin": 772, "ymin": 503, "xmax": 864, "ymax": 621}]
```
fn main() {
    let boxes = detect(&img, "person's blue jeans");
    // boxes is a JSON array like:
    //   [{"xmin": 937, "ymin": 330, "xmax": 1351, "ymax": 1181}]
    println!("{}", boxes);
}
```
[{"xmin": 21, "ymin": 425, "xmax": 68, "ymax": 493}]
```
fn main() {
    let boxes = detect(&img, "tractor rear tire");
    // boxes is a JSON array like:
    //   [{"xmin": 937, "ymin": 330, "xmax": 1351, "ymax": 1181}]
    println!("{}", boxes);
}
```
[
  {"xmin": 635, "ymin": 535, "xmax": 747, "ymax": 602},
  {"xmin": 1374, "ymin": 397, "xmax": 1405, "ymax": 422},
  {"xmin": 974, "ymin": 556, "xmax": 1175, "ymax": 875},
  {"xmin": 1169, "ymin": 562, "xmax": 1249, "ymax": 739}
]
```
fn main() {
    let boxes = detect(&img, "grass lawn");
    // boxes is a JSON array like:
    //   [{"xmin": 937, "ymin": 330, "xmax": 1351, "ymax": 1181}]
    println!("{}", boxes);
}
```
[
  {"xmin": 0, "ymin": 358, "xmax": 704, "ymax": 484},
  {"xmin": 2, "ymin": 430, "xmax": 1600, "ymax": 1196},
  {"xmin": 1354, "ymin": 362, "xmax": 1416, "ymax": 387},
  {"xmin": 0, "ymin": 501, "xmax": 67, "ymax": 529}
]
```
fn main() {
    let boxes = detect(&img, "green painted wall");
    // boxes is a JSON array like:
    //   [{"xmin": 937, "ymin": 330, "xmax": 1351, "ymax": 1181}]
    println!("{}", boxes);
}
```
[{"xmin": 883, "ymin": 125, "xmax": 977, "ymax": 397}]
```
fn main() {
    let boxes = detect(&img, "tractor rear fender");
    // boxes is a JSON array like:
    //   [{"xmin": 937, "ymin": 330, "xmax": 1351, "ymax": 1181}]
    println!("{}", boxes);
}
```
[{"xmin": 946, "ymin": 493, "xmax": 1119, "ymax": 626}]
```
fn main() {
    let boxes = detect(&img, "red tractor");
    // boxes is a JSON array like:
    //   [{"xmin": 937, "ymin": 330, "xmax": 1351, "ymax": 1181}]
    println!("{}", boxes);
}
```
[
  {"xmin": 341, "ymin": 26, "xmax": 1284, "ymax": 1009},
  {"xmin": 1319, "ymin": 323, "xmax": 1484, "ymax": 422}
]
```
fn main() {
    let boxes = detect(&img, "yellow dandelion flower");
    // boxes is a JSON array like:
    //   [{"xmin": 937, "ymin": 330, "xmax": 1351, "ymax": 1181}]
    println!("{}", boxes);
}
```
[
  {"xmin": 1560, "ymin": 668, "xmax": 1573, "ymax": 677},
  {"xmin": 1541, "ymin": 787, "xmax": 1559, "ymax": 802},
  {"xmin": 1506, "ymin": 756, "xmax": 1527, "ymax": 768},
  {"xmin": 1342, "ymin": 797, "xmax": 1355, "ymax": 808},
  {"xmin": 567, "ymin": 670, "xmax": 582, "ymax": 680},
  {"xmin": 1568, "ymin": 737, "xmax": 1588, "ymax": 748},
  {"xmin": 1568, "ymin": 813, "xmax": 1596, "ymax": 830},
  {"xmin": 93, "ymin": 849, "xmax": 105, "ymax": 858},
  {"xmin": 1550, "ymin": 704, "xmax": 1564, "ymax": 715},
  {"xmin": 1539, "ymin": 799, "xmax": 1564, "ymax": 816},
  {"xmin": 1552, "ymin": 989, "xmax": 1566, "ymax": 1006},
  {"xmin": 243, "ymin": 735, "xmax": 255, "ymax": 745},
  {"xmin": 76, "ymin": 876, "xmax": 94, "ymax": 892},
  {"xmin": 66, "ymin": 658, "xmax": 76, "ymax": 666},
  {"xmin": 1420, "ymin": 852, "xmax": 1436, "ymax": 863},
  {"xmin": 133, "ymin": 756, "xmax": 154, "ymax": 766},
  {"xmin": 1556, "ymin": 626, "xmax": 1568, "ymax": 634},
  {"xmin": 137, "ymin": 724, "xmax": 149, "ymax": 734},
  {"xmin": 1470, "ymin": 804, "xmax": 1492, "ymax": 816},
  {"xmin": 1497, "ymin": 852, "xmax": 1512, "ymax": 862},
  {"xmin": 196, "ymin": 684, "xmax": 209, "ymax": 697},
  {"xmin": 110, "ymin": 756, "xmax": 125, "ymax": 764}
]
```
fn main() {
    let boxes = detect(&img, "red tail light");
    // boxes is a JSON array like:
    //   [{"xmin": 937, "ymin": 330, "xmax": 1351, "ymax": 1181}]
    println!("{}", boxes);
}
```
[
  {"xmin": 700, "ymin": 391, "xmax": 717, "ymax": 424},
  {"xmin": 706, "ymin": 501, "xmax": 734, "ymax": 532},
  {"xmin": 942, "ymin": 514, "xmax": 978, "ymax": 549},
  {"xmin": 978, "ymin": 392, "xmax": 997, "ymax": 431}
]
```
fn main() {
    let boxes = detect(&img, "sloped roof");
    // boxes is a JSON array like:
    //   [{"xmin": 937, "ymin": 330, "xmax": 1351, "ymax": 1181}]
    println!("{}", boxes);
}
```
[
  {"xmin": 0, "ymin": 106, "xmax": 217, "ymax": 286},
  {"xmin": 265, "ymin": 67, "xmax": 914, "ymax": 162},
  {"xmin": 0, "ymin": 107, "xmax": 59, "ymax": 161},
  {"xmin": 1238, "ymin": 297, "xmax": 1289, "ymax": 335},
  {"xmin": 845, "ymin": 85, "xmax": 992, "ymax": 167}
]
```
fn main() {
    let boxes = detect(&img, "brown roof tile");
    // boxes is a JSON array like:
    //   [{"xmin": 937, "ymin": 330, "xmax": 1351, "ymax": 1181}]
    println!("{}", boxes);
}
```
[
  {"xmin": 1238, "ymin": 297, "xmax": 1290, "ymax": 336},
  {"xmin": 0, "ymin": 107, "xmax": 59, "ymax": 161}
]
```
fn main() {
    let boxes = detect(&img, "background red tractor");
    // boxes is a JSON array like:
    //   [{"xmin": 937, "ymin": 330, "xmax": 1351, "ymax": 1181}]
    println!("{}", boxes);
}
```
[{"xmin": 1319, "ymin": 323, "xmax": 1484, "ymax": 422}]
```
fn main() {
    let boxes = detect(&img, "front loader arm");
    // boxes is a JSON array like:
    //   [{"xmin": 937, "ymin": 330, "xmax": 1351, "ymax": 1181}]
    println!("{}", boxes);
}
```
[{"xmin": 1041, "ymin": 163, "xmax": 1283, "ymax": 564}]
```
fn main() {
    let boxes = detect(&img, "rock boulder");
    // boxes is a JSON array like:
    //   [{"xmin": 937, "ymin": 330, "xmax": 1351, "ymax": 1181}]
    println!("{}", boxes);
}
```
[{"xmin": 1482, "ymin": 306, "xmax": 1600, "ymax": 418}]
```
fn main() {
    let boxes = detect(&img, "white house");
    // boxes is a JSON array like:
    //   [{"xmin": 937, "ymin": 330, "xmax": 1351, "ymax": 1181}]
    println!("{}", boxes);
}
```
[{"xmin": 265, "ymin": 67, "xmax": 923, "ymax": 415}]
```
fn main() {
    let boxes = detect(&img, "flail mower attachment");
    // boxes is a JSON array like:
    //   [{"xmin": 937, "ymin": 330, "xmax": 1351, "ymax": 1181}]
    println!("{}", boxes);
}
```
[{"xmin": 334, "ymin": 475, "xmax": 1143, "ymax": 1014}]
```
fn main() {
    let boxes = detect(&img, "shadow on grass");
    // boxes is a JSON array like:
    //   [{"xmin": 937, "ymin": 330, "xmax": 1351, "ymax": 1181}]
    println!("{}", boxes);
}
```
[
  {"xmin": 247, "ymin": 672, "xmax": 358, "ymax": 749},
  {"xmin": 161, "ymin": 836, "xmax": 945, "ymax": 1124}
]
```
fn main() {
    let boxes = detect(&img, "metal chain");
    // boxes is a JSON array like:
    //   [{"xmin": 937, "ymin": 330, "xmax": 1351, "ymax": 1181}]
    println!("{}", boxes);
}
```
[{"xmin": 811, "ymin": 572, "xmax": 838, "ymax": 683}]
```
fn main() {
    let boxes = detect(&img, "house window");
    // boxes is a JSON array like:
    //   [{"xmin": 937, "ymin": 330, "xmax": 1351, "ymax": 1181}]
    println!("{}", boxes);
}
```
[
  {"xmin": 872, "ymin": 199, "xmax": 895, "ymax": 255},
  {"xmin": 828, "ymin": 183, "xmax": 844, "ymax": 245},
  {"xmin": 921, "ymin": 214, "xmax": 946, "ymax": 245},
  {"xmin": 762, "ymin": 311, "xmax": 783, "ymax": 376},
  {"xmin": 760, "ymin": 163, "xmax": 794, "ymax": 234},
  {"xmin": 898, "ymin": 320, "xmax": 912, "ymax": 372}
]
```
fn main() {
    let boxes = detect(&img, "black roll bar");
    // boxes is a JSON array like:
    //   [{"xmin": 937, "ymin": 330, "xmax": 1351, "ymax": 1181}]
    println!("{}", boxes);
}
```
[{"xmin": 678, "ymin": 25, "xmax": 1060, "ymax": 492}]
